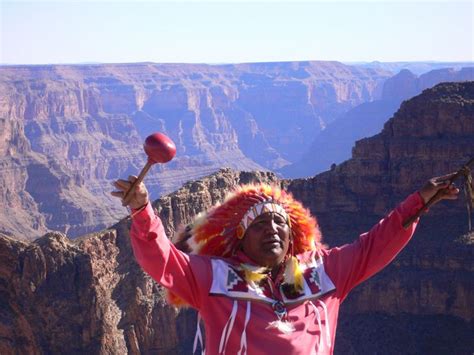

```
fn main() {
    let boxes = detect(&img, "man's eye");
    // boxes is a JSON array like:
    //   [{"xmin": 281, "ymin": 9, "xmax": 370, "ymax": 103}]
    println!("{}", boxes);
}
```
[
  {"xmin": 274, "ymin": 218, "xmax": 286, "ymax": 225},
  {"xmin": 274, "ymin": 215, "xmax": 285, "ymax": 222}
]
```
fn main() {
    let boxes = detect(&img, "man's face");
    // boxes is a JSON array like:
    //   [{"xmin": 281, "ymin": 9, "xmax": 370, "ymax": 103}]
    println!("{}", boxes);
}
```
[{"xmin": 241, "ymin": 212, "xmax": 291, "ymax": 268}]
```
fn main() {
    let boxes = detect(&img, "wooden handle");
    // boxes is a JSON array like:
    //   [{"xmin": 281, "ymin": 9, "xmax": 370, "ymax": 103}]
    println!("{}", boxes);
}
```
[
  {"xmin": 402, "ymin": 191, "xmax": 442, "ymax": 228},
  {"xmin": 122, "ymin": 161, "xmax": 153, "ymax": 207},
  {"xmin": 402, "ymin": 158, "xmax": 474, "ymax": 229}
]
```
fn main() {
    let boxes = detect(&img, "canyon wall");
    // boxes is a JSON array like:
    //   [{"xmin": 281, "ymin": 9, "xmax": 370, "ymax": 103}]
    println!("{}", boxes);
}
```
[
  {"xmin": 0, "ymin": 82, "xmax": 472, "ymax": 353},
  {"xmin": 0, "ymin": 62, "xmax": 389, "ymax": 239},
  {"xmin": 281, "ymin": 67, "xmax": 473, "ymax": 177}
]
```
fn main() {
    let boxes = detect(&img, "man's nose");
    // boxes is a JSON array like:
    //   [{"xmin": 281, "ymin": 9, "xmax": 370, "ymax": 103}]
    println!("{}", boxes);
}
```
[{"xmin": 264, "ymin": 220, "xmax": 278, "ymax": 233}]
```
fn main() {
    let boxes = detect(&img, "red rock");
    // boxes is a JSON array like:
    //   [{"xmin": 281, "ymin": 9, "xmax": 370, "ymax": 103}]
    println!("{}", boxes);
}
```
[
  {"xmin": 0, "ymin": 79, "xmax": 472, "ymax": 354},
  {"xmin": 0, "ymin": 62, "xmax": 389, "ymax": 239}
]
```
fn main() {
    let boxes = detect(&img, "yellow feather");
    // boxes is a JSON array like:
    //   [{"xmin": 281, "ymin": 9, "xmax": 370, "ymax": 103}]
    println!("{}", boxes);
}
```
[
  {"xmin": 244, "ymin": 270, "xmax": 267, "ymax": 283},
  {"xmin": 293, "ymin": 257, "xmax": 304, "ymax": 292},
  {"xmin": 240, "ymin": 264, "xmax": 268, "ymax": 287},
  {"xmin": 284, "ymin": 256, "xmax": 304, "ymax": 292}
]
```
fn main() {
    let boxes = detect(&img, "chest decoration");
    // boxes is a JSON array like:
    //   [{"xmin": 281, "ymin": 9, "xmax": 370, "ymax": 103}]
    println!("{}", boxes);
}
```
[{"xmin": 209, "ymin": 257, "xmax": 336, "ymax": 305}]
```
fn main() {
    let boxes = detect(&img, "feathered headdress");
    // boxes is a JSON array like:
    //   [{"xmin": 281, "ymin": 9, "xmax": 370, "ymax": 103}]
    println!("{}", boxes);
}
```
[{"xmin": 169, "ymin": 183, "xmax": 322, "ymax": 306}]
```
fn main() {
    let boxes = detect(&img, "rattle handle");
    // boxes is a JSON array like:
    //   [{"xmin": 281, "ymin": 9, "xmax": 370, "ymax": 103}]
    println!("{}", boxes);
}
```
[
  {"xmin": 402, "ymin": 190, "xmax": 442, "ymax": 228},
  {"xmin": 122, "ymin": 161, "xmax": 153, "ymax": 207},
  {"xmin": 402, "ymin": 159, "xmax": 474, "ymax": 228}
]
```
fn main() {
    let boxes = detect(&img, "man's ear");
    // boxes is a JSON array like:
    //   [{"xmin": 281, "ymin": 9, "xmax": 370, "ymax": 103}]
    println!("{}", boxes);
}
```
[
  {"xmin": 289, "ymin": 232, "xmax": 295, "ymax": 256},
  {"xmin": 233, "ymin": 238, "xmax": 244, "ymax": 256}
]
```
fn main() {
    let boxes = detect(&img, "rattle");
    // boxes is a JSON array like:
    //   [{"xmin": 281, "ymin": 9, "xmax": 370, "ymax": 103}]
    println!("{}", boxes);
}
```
[{"xmin": 122, "ymin": 132, "xmax": 176, "ymax": 206}]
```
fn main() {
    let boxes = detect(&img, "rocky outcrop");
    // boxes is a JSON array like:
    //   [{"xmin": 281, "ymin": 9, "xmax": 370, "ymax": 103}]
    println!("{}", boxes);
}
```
[
  {"xmin": 0, "ymin": 62, "xmax": 389, "ymax": 239},
  {"xmin": 381, "ymin": 67, "xmax": 474, "ymax": 101},
  {"xmin": 281, "ymin": 68, "xmax": 474, "ymax": 177},
  {"xmin": 0, "ymin": 170, "xmax": 278, "ymax": 354},
  {"xmin": 0, "ymin": 82, "xmax": 472, "ymax": 353},
  {"xmin": 284, "ymin": 83, "xmax": 474, "ymax": 353},
  {"xmin": 356, "ymin": 61, "xmax": 474, "ymax": 76}
]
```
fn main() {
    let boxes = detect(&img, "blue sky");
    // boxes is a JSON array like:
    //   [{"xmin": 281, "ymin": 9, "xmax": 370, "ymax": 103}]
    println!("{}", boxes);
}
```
[{"xmin": 1, "ymin": 0, "xmax": 472, "ymax": 64}]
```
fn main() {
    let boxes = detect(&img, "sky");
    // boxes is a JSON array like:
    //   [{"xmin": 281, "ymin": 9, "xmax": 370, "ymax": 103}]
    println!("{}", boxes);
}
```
[{"xmin": 0, "ymin": 0, "xmax": 473, "ymax": 65}]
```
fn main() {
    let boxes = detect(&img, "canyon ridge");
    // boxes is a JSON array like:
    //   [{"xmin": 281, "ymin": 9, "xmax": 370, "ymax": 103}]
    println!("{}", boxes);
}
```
[{"xmin": 0, "ymin": 82, "xmax": 472, "ymax": 353}]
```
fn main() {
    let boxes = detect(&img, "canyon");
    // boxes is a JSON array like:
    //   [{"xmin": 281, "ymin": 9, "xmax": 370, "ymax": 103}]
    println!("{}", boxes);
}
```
[
  {"xmin": 0, "ymin": 61, "xmax": 389, "ymax": 239},
  {"xmin": 281, "ymin": 67, "xmax": 474, "ymax": 177},
  {"xmin": 0, "ymin": 82, "xmax": 472, "ymax": 353}
]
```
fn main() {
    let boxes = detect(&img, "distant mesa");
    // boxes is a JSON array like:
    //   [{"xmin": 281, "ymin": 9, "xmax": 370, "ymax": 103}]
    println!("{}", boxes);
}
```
[
  {"xmin": 0, "ymin": 81, "xmax": 472, "ymax": 353},
  {"xmin": 0, "ymin": 61, "xmax": 472, "ymax": 238},
  {"xmin": 279, "ymin": 66, "xmax": 473, "ymax": 178}
]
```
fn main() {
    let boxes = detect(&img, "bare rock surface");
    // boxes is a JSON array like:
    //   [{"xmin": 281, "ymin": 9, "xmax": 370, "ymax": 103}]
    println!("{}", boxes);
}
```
[
  {"xmin": 0, "ymin": 61, "xmax": 389, "ymax": 239},
  {"xmin": 284, "ymin": 82, "xmax": 474, "ymax": 352},
  {"xmin": 0, "ymin": 82, "xmax": 473, "ymax": 353},
  {"xmin": 355, "ymin": 61, "xmax": 474, "ymax": 76},
  {"xmin": 281, "ymin": 67, "xmax": 474, "ymax": 177},
  {"xmin": 0, "ymin": 169, "xmax": 278, "ymax": 354}
]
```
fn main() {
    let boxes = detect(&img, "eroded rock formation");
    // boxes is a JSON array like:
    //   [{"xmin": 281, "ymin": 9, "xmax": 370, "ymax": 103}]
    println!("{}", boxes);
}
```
[
  {"xmin": 0, "ymin": 82, "xmax": 473, "ymax": 353},
  {"xmin": 283, "ymin": 82, "xmax": 474, "ymax": 352},
  {"xmin": 0, "ymin": 170, "xmax": 278, "ymax": 354},
  {"xmin": 0, "ymin": 62, "xmax": 389, "ymax": 239},
  {"xmin": 281, "ymin": 67, "xmax": 474, "ymax": 177}
]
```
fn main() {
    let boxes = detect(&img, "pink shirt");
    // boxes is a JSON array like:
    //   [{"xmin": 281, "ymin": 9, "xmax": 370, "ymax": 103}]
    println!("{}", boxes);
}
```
[{"xmin": 130, "ymin": 192, "xmax": 423, "ymax": 354}]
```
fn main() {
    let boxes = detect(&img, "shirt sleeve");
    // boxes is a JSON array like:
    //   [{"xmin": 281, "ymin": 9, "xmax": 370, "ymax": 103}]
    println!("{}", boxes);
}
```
[
  {"xmin": 323, "ymin": 192, "xmax": 424, "ymax": 301},
  {"xmin": 129, "ymin": 202, "xmax": 212, "ymax": 310}
]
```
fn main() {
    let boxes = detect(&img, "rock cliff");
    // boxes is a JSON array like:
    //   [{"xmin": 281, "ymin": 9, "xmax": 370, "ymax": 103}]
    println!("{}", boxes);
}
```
[
  {"xmin": 0, "ymin": 82, "xmax": 473, "ymax": 353},
  {"xmin": 0, "ymin": 170, "xmax": 278, "ymax": 354},
  {"xmin": 284, "ymin": 83, "xmax": 474, "ymax": 353},
  {"xmin": 281, "ymin": 67, "xmax": 474, "ymax": 177},
  {"xmin": 381, "ymin": 67, "xmax": 474, "ymax": 102},
  {"xmin": 356, "ymin": 61, "xmax": 474, "ymax": 76},
  {"xmin": 0, "ymin": 62, "xmax": 389, "ymax": 239}
]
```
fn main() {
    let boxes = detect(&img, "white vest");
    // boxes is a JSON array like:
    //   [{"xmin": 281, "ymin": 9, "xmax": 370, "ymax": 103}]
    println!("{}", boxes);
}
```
[{"xmin": 209, "ymin": 257, "xmax": 336, "ymax": 304}]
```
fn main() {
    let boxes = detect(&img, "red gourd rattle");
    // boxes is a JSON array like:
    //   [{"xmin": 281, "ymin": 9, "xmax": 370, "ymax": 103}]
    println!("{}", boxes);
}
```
[{"xmin": 121, "ymin": 132, "xmax": 176, "ymax": 206}]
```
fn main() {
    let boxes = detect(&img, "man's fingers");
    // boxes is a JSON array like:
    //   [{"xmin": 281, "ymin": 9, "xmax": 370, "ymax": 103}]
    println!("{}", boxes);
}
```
[
  {"xmin": 113, "ymin": 178, "xmax": 146, "ymax": 194},
  {"xmin": 113, "ymin": 175, "xmax": 138, "ymax": 188},
  {"xmin": 111, "ymin": 190, "xmax": 125, "ymax": 198},
  {"xmin": 136, "ymin": 182, "xmax": 147, "ymax": 193},
  {"xmin": 433, "ymin": 172, "xmax": 457, "ymax": 185},
  {"xmin": 441, "ymin": 186, "xmax": 460, "ymax": 199},
  {"xmin": 114, "ymin": 179, "xmax": 132, "ymax": 190},
  {"xmin": 443, "ymin": 192, "xmax": 459, "ymax": 200},
  {"xmin": 111, "ymin": 175, "xmax": 150, "ymax": 210},
  {"xmin": 420, "ymin": 172, "xmax": 463, "ymax": 205}
]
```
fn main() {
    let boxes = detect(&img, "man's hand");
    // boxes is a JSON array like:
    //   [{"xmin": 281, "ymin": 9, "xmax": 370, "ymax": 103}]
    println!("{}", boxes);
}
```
[
  {"xmin": 111, "ymin": 175, "xmax": 149, "ymax": 210},
  {"xmin": 419, "ymin": 173, "xmax": 460, "ymax": 206}
]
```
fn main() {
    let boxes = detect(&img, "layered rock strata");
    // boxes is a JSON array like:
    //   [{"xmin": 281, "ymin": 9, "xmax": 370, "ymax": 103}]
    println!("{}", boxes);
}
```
[
  {"xmin": 0, "ymin": 82, "xmax": 472, "ymax": 353},
  {"xmin": 281, "ymin": 67, "xmax": 474, "ymax": 177},
  {"xmin": 0, "ymin": 170, "xmax": 277, "ymax": 354},
  {"xmin": 0, "ymin": 61, "xmax": 389, "ymax": 239}
]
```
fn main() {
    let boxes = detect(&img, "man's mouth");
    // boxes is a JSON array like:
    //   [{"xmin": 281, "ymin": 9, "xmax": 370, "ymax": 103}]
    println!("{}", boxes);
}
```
[{"xmin": 262, "ymin": 237, "xmax": 282, "ymax": 247}]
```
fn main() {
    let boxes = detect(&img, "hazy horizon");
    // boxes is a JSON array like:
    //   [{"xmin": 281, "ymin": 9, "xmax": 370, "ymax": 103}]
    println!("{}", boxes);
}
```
[
  {"xmin": 1, "ymin": 60, "xmax": 473, "ymax": 67},
  {"xmin": 1, "ymin": 1, "xmax": 472, "ymax": 65}
]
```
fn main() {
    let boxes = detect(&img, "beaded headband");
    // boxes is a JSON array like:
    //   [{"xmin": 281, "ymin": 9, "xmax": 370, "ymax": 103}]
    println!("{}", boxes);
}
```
[{"xmin": 236, "ymin": 201, "xmax": 289, "ymax": 239}]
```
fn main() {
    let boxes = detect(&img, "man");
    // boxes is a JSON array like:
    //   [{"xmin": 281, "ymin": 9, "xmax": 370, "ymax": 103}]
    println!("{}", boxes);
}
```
[{"xmin": 112, "ymin": 174, "xmax": 458, "ymax": 354}]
